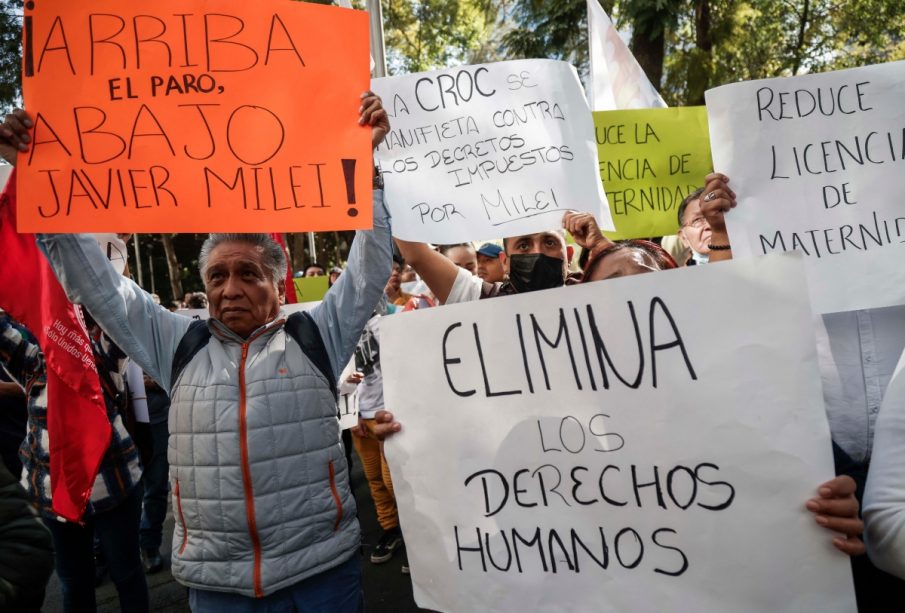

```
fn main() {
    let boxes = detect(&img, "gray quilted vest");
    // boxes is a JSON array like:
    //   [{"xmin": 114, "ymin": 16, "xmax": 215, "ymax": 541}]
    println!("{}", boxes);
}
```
[{"xmin": 167, "ymin": 316, "xmax": 359, "ymax": 597}]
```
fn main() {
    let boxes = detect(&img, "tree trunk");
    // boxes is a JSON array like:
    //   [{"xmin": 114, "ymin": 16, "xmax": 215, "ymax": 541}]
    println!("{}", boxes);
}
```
[
  {"xmin": 160, "ymin": 233, "xmax": 183, "ymax": 304},
  {"xmin": 630, "ymin": 24, "xmax": 666, "ymax": 90},
  {"xmin": 686, "ymin": 0, "xmax": 712, "ymax": 105},
  {"xmin": 289, "ymin": 233, "xmax": 306, "ymax": 274}
]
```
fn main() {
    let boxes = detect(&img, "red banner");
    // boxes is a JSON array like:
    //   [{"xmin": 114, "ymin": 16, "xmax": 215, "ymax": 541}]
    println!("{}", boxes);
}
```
[
  {"xmin": 0, "ymin": 170, "xmax": 110, "ymax": 522},
  {"xmin": 270, "ymin": 233, "xmax": 298, "ymax": 304}
]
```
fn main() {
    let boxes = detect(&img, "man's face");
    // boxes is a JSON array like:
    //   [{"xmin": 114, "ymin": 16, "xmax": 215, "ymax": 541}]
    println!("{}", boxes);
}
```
[
  {"xmin": 400, "ymin": 265, "xmax": 417, "ymax": 283},
  {"xmin": 305, "ymin": 267, "xmax": 325, "ymax": 277},
  {"xmin": 204, "ymin": 242, "xmax": 283, "ymax": 338},
  {"xmin": 385, "ymin": 262, "xmax": 402, "ymax": 295},
  {"xmin": 678, "ymin": 199, "xmax": 712, "ymax": 255},
  {"xmin": 502, "ymin": 231, "xmax": 569, "ymax": 277},
  {"xmin": 444, "ymin": 246, "xmax": 478, "ymax": 275},
  {"xmin": 476, "ymin": 252, "xmax": 505, "ymax": 283}
]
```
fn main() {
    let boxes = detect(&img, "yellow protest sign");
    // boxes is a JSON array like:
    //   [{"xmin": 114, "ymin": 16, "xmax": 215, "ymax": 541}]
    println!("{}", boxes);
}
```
[
  {"xmin": 595, "ymin": 107, "xmax": 712, "ymax": 239},
  {"xmin": 293, "ymin": 276, "xmax": 329, "ymax": 302}
]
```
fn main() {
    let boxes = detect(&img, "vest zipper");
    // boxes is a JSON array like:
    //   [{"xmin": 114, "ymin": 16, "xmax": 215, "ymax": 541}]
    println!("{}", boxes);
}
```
[
  {"xmin": 328, "ymin": 461, "xmax": 343, "ymax": 531},
  {"xmin": 238, "ymin": 332, "xmax": 267, "ymax": 598},
  {"xmin": 174, "ymin": 479, "xmax": 188, "ymax": 555}
]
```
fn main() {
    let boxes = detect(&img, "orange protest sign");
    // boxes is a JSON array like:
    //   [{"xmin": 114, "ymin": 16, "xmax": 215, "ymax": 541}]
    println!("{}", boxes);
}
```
[{"xmin": 18, "ymin": 0, "xmax": 371, "ymax": 232}]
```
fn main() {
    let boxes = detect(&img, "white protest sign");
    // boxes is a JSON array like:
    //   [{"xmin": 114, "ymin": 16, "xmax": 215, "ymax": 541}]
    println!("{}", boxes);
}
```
[
  {"xmin": 706, "ymin": 60, "xmax": 905, "ymax": 314},
  {"xmin": 372, "ymin": 60, "xmax": 612, "ymax": 243},
  {"xmin": 382, "ymin": 254, "xmax": 855, "ymax": 613},
  {"xmin": 337, "ymin": 359, "xmax": 360, "ymax": 430}
]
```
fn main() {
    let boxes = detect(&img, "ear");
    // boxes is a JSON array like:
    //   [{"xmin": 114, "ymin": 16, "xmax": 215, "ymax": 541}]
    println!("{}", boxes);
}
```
[
  {"xmin": 566, "ymin": 245, "xmax": 575, "ymax": 264},
  {"xmin": 499, "ymin": 251, "xmax": 510, "ymax": 275},
  {"xmin": 677, "ymin": 229, "xmax": 689, "ymax": 249},
  {"xmin": 277, "ymin": 278, "xmax": 286, "ymax": 306}
]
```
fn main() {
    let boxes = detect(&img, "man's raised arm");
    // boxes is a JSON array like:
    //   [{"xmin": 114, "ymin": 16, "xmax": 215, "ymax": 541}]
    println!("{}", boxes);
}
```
[
  {"xmin": 311, "ymin": 188, "xmax": 393, "ymax": 378},
  {"xmin": 37, "ymin": 233, "xmax": 190, "ymax": 390}
]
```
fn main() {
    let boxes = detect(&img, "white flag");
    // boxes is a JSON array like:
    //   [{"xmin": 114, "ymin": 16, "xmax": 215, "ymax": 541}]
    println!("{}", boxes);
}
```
[{"xmin": 587, "ymin": 0, "xmax": 667, "ymax": 110}]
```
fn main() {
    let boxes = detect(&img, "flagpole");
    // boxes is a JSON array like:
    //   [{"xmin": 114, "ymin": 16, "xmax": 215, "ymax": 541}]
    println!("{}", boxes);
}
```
[
  {"xmin": 132, "ymin": 233, "xmax": 144, "ymax": 287},
  {"xmin": 367, "ymin": 0, "xmax": 388, "ymax": 78}
]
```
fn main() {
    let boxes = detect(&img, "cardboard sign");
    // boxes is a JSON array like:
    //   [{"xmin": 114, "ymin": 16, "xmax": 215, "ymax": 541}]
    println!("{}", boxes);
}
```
[
  {"xmin": 706, "ymin": 60, "xmax": 905, "ymax": 314},
  {"xmin": 382, "ymin": 254, "xmax": 855, "ymax": 613},
  {"xmin": 372, "ymin": 59, "xmax": 613, "ymax": 243},
  {"xmin": 18, "ymin": 0, "xmax": 371, "ymax": 232},
  {"xmin": 292, "ymin": 275, "xmax": 330, "ymax": 302},
  {"xmin": 596, "ymin": 107, "xmax": 712, "ymax": 239}
]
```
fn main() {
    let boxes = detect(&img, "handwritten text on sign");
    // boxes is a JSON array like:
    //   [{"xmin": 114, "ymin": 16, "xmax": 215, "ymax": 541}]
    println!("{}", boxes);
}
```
[
  {"xmin": 596, "ymin": 107, "xmax": 712, "ymax": 240},
  {"xmin": 706, "ymin": 60, "xmax": 905, "ymax": 313},
  {"xmin": 18, "ymin": 0, "xmax": 370, "ymax": 232},
  {"xmin": 372, "ymin": 60, "xmax": 612, "ymax": 243},
  {"xmin": 382, "ymin": 254, "xmax": 855, "ymax": 613}
]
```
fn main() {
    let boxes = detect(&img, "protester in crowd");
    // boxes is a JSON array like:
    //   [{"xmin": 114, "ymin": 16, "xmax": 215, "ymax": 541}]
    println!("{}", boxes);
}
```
[
  {"xmin": 186, "ymin": 292, "xmax": 208, "ymax": 309},
  {"xmin": 580, "ymin": 239, "xmax": 678, "ymax": 282},
  {"xmin": 438, "ymin": 243, "xmax": 478, "ymax": 275},
  {"xmin": 385, "ymin": 250, "xmax": 412, "ymax": 307},
  {"xmin": 352, "ymin": 290, "xmax": 405, "ymax": 572},
  {"xmin": 399, "ymin": 264, "xmax": 417, "ymax": 284},
  {"xmin": 0, "ymin": 460, "xmax": 54, "ymax": 613},
  {"xmin": 863, "ymin": 370, "xmax": 905, "ymax": 581},
  {"xmin": 395, "ymin": 211, "xmax": 609, "ymax": 304},
  {"xmin": 328, "ymin": 266, "xmax": 343, "ymax": 287},
  {"xmin": 0, "ymin": 311, "xmax": 148, "ymax": 612},
  {"xmin": 676, "ymin": 181, "xmax": 734, "ymax": 266},
  {"xmin": 475, "ymin": 242, "xmax": 505, "ymax": 283},
  {"xmin": 690, "ymin": 171, "xmax": 899, "ymax": 609},
  {"xmin": 139, "ymin": 374, "xmax": 171, "ymax": 575},
  {"xmin": 305, "ymin": 263, "xmax": 326, "ymax": 277},
  {"xmin": 2, "ymin": 95, "xmax": 400, "ymax": 610}
]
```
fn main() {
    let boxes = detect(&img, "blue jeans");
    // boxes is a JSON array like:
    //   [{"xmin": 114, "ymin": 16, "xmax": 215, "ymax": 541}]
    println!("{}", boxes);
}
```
[
  {"xmin": 45, "ymin": 484, "xmax": 149, "ymax": 612},
  {"xmin": 140, "ymin": 420, "xmax": 169, "ymax": 550},
  {"xmin": 188, "ymin": 553, "xmax": 364, "ymax": 612}
]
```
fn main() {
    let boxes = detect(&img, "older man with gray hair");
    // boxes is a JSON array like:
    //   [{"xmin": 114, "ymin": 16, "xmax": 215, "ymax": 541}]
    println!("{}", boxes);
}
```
[{"xmin": 1, "ymin": 93, "xmax": 397, "ymax": 611}]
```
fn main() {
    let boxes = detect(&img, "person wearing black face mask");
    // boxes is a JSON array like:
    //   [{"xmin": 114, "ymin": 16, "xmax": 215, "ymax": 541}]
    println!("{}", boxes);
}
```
[{"xmin": 394, "ymin": 212, "xmax": 609, "ymax": 305}]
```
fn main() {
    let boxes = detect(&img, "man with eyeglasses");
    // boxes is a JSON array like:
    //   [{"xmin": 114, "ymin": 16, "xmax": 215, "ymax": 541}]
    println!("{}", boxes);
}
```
[{"xmin": 676, "ymin": 173, "xmax": 735, "ymax": 266}]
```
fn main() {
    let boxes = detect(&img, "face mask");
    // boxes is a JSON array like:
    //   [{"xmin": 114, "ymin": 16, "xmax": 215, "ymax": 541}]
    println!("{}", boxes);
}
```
[
  {"xmin": 691, "ymin": 250, "xmax": 710, "ymax": 265},
  {"xmin": 508, "ymin": 253, "xmax": 565, "ymax": 293}
]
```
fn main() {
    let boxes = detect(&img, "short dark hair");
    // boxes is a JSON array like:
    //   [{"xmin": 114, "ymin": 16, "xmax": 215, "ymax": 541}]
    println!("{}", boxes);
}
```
[
  {"xmin": 304, "ymin": 263, "xmax": 325, "ymax": 275},
  {"xmin": 677, "ymin": 187, "xmax": 705, "ymax": 227}
]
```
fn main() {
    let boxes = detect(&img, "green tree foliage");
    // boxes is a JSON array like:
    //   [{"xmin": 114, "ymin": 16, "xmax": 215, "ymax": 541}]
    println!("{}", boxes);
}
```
[
  {"xmin": 383, "ymin": 0, "xmax": 498, "ymax": 74},
  {"xmin": 503, "ymin": 0, "xmax": 905, "ymax": 105},
  {"xmin": 0, "ymin": 0, "xmax": 21, "ymax": 111},
  {"xmin": 662, "ymin": 0, "xmax": 905, "ymax": 104}
]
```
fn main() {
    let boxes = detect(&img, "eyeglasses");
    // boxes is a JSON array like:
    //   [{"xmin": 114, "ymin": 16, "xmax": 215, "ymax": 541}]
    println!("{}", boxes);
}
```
[{"xmin": 683, "ymin": 216, "xmax": 708, "ymax": 230}]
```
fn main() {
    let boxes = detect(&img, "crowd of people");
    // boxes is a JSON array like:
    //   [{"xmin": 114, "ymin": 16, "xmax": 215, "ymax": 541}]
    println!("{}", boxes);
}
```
[{"xmin": 0, "ymin": 81, "xmax": 903, "ymax": 613}]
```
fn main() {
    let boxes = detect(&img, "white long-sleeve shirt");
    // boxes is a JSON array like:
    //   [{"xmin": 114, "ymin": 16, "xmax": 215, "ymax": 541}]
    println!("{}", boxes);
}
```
[{"xmin": 863, "ymin": 350, "xmax": 905, "ymax": 579}]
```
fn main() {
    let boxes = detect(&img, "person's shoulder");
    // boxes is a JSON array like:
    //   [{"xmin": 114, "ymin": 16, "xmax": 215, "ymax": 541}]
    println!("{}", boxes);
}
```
[{"xmin": 445, "ymin": 268, "xmax": 484, "ymax": 305}]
